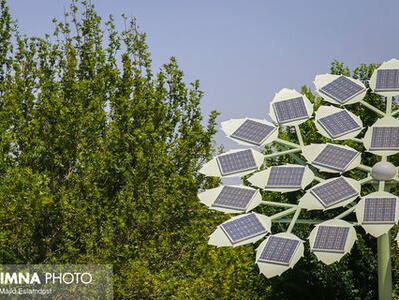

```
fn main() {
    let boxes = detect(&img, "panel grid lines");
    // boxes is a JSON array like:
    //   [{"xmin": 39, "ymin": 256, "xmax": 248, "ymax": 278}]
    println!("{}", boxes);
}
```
[
  {"xmin": 220, "ymin": 214, "xmax": 266, "ymax": 244},
  {"xmin": 312, "ymin": 144, "xmax": 359, "ymax": 171},
  {"xmin": 310, "ymin": 177, "xmax": 358, "ymax": 208},
  {"xmin": 319, "ymin": 75, "xmax": 365, "ymax": 104},
  {"xmin": 313, "ymin": 226, "xmax": 349, "ymax": 253},
  {"xmin": 266, "ymin": 166, "xmax": 305, "ymax": 188},
  {"xmin": 318, "ymin": 110, "xmax": 361, "ymax": 138},
  {"xmin": 217, "ymin": 150, "xmax": 257, "ymax": 175},
  {"xmin": 258, "ymin": 236, "xmax": 300, "ymax": 265},
  {"xmin": 363, "ymin": 198, "xmax": 396, "ymax": 224},
  {"xmin": 212, "ymin": 186, "xmax": 256, "ymax": 211},
  {"xmin": 272, "ymin": 97, "xmax": 308, "ymax": 124},
  {"xmin": 370, "ymin": 127, "xmax": 399, "ymax": 150},
  {"xmin": 231, "ymin": 119, "xmax": 276, "ymax": 145},
  {"xmin": 375, "ymin": 69, "xmax": 399, "ymax": 91}
]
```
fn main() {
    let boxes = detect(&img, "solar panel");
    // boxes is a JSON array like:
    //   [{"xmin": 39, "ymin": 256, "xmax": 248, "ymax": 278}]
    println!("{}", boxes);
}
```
[
  {"xmin": 212, "ymin": 186, "xmax": 257, "ymax": 211},
  {"xmin": 319, "ymin": 75, "xmax": 365, "ymax": 104},
  {"xmin": 370, "ymin": 127, "xmax": 399, "ymax": 150},
  {"xmin": 363, "ymin": 198, "xmax": 396, "ymax": 224},
  {"xmin": 217, "ymin": 150, "xmax": 257, "ymax": 175},
  {"xmin": 312, "ymin": 144, "xmax": 359, "ymax": 171},
  {"xmin": 220, "ymin": 213, "xmax": 267, "ymax": 244},
  {"xmin": 375, "ymin": 69, "xmax": 399, "ymax": 91},
  {"xmin": 310, "ymin": 177, "xmax": 358, "ymax": 208},
  {"xmin": 231, "ymin": 119, "xmax": 276, "ymax": 145},
  {"xmin": 258, "ymin": 236, "xmax": 300, "ymax": 265},
  {"xmin": 272, "ymin": 97, "xmax": 308, "ymax": 123},
  {"xmin": 266, "ymin": 166, "xmax": 305, "ymax": 188},
  {"xmin": 318, "ymin": 110, "xmax": 361, "ymax": 138},
  {"xmin": 313, "ymin": 226, "xmax": 349, "ymax": 253}
]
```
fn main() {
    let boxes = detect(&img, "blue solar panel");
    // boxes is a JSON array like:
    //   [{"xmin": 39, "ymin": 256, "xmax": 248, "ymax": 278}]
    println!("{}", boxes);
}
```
[
  {"xmin": 375, "ymin": 69, "xmax": 399, "ymax": 91},
  {"xmin": 258, "ymin": 236, "xmax": 300, "ymax": 265},
  {"xmin": 370, "ymin": 127, "xmax": 399, "ymax": 150},
  {"xmin": 313, "ymin": 226, "xmax": 349, "ymax": 253},
  {"xmin": 310, "ymin": 177, "xmax": 358, "ymax": 208},
  {"xmin": 318, "ymin": 110, "xmax": 361, "ymax": 139},
  {"xmin": 272, "ymin": 97, "xmax": 308, "ymax": 123},
  {"xmin": 217, "ymin": 150, "xmax": 257, "ymax": 176},
  {"xmin": 363, "ymin": 198, "xmax": 396, "ymax": 224},
  {"xmin": 221, "ymin": 214, "xmax": 267, "ymax": 244},
  {"xmin": 231, "ymin": 119, "xmax": 276, "ymax": 145},
  {"xmin": 319, "ymin": 76, "xmax": 365, "ymax": 104},
  {"xmin": 266, "ymin": 166, "xmax": 305, "ymax": 188},
  {"xmin": 312, "ymin": 144, "xmax": 359, "ymax": 171},
  {"xmin": 212, "ymin": 186, "xmax": 256, "ymax": 211}
]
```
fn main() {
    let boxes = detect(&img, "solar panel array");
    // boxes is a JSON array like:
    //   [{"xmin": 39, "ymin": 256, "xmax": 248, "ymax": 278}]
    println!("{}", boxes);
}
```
[
  {"xmin": 258, "ymin": 236, "xmax": 300, "ymax": 265},
  {"xmin": 217, "ymin": 150, "xmax": 257, "ymax": 175},
  {"xmin": 363, "ymin": 198, "xmax": 396, "ymax": 224},
  {"xmin": 266, "ymin": 166, "xmax": 305, "ymax": 188},
  {"xmin": 212, "ymin": 186, "xmax": 257, "ymax": 211},
  {"xmin": 318, "ymin": 110, "xmax": 361, "ymax": 139},
  {"xmin": 220, "ymin": 213, "xmax": 267, "ymax": 244},
  {"xmin": 310, "ymin": 177, "xmax": 358, "ymax": 208},
  {"xmin": 231, "ymin": 119, "xmax": 276, "ymax": 145},
  {"xmin": 272, "ymin": 97, "xmax": 308, "ymax": 124},
  {"xmin": 319, "ymin": 75, "xmax": 365, "ymax": 104},
  {"xmin": 375, "ymin": 69, "xmax": 399, "ymax": 91},
  {"xmin": 313, "ymin": 226, "xmax": 349, "ymax": 253},
  {"xmin": 370, "ymin": 127, "xmax": 399, "ymax": 150},
  {"xmin": 312, "ymin": 144, "xmax": 359, "ymax": 171}
]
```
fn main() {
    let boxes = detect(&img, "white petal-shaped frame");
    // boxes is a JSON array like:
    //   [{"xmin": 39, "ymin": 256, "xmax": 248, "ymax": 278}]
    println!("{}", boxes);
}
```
[
  {"xmin": 314, "ymin": 74, "xmax": 367, "ymax": 106},
  {"xmin": 197, "ymin": 185, "xmax": 262, "ymax": 214},
  {"xmin": 299, "ymin": 176, "xmax": 360, "ymax": 211},
  {"xmin": 247, "ymin": 164, "xmax": 314, "ymax": 192},
  {"xmin": 355, "ymin": 191, "xmax": 399, "ymax": 238},
  {"xmin": 315, "ymin": 106, "xmax": 363, "ymax": 141},
  {"xmin": 208, "ymin": 213, "xmax": 271, "ymax": 247},
  {"xmin": 269, "ymin": 88, "xmax": 313, "ymax": 126},
  {"xmin": 199, "ymin": 148, "xmax": 264, "ymax": 178},
  {"xmin": 396, "ymin": 231, "xmax": 399, "ymax": 247},
  {"xmin": 255, "ymin": 232, "xmax": 304, "ymax": 278},
  {"xmin": 363, "ymin": 116, "xmax": 399, "ymax": 156},
  {"xmin": 302, "ymin": 143, "xmax": 361, "ymax": 174},
  {"xmin": 308, "ymin": 219, "xmax": 357, "ymax": 265},
  {"xmin": 221, "ymin": 118, "xmax": 278, "ymax": 147},
  {"xmin": 369, "ymin": 58, "xmax": 399, "ymax": 97}
]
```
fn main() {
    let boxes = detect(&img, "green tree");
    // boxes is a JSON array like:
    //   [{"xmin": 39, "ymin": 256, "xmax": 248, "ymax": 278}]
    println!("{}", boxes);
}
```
[{"xmin": 0, "ymin": 0, "xmax": 266, "ymax": 298}]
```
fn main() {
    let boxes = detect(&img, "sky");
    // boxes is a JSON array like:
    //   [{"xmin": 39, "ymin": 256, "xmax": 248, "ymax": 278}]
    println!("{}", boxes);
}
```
[{"xmin": 7, "ymin": 0, "xmax": 399, "ymax": 153}]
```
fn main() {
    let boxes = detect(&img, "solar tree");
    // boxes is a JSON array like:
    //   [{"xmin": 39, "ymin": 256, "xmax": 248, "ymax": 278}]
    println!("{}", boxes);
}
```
[{"xmin": 198, "ymin": 59, "xmax": 399, "ymax": 300}]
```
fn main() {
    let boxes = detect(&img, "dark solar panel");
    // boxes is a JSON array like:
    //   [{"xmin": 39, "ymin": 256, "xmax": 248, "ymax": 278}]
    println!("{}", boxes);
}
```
[
  {"xmin": 312, "ymin": 144, "xmax": 359, "ymax": 171},
  {"xmin": 220, "ymin": 213, "xmax": 267, "ymax": 244},
  {"xmin": 370, "ymin": 127, "xmax": 399, "ymax": 150},
  {"xmin": 313, "ymin": 226, "xmax": 349, "ymax": 253},
  {"xmin": 375, "ymin": 69, "xmax": 399, "ymax": 91},
  {"xmin": 217, "ymin": 149, "xmax": 257, "ymax": 175},
  {"xmin": 212, "ymin": 186, "xmax": 257, "ymax": 211},
  {"xmin": 258, "ymin": 236, "xmax": 300, "ymax": 265},
  {"xmin": 311, "ymin": 177, "xmax": 358, "ymax": 208},
  {"xmin": 266, "ymin": 166, "xmax": 305, "ymax": 188},
  {"xmin": 319, "ymin": 75, "xmax": 365, "ymax": 104},
  {"xmin": 318, "ymin": 110, "xmax": 361, "ymax": 139},
  {"xmin": 231, "ymin": 119, "xmax": 276, "ymax": 145},
  {"xmin": 363, "ymin": 198, "xmax": 396, "ymax": 224},
  {"xmin": 272, "ymin": 97, "xmax": 308, "ymax": 123}
]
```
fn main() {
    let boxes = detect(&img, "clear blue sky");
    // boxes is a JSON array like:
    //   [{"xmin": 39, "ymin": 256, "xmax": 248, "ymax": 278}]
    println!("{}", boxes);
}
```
[{"xmin": 8, "ymin": 0, "xmax": 399, "ymax": 150}]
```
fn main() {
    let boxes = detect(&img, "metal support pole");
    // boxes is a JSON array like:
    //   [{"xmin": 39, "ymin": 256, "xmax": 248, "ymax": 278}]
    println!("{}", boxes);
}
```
[
  {"xmin": 386, "ymin": 96, "xmax": 393, "ymax": 115},
  {"xmin": 360, "ymin": 100, "xmax": 386, "ymax": 117},
  {"xmin": 377, "ymin": 232, "xmax": 392, "ymax": 300}
]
